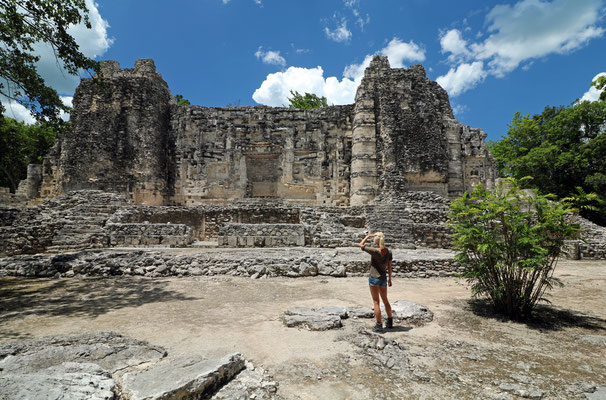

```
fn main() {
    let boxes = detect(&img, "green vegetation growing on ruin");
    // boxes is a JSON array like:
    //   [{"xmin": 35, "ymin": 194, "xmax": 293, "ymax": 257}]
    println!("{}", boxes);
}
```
[
  {"xmin": 449, "ymin": 178, "xmax": 579, "ymax": 320},
  {"xmin": 0, "ymin": 117, "xmax": 61, "ymax": 192},
  {"xmin": 175, "ymin": 94, "xmax": 191, "ymax": 106},
  {"xmin": 490, "ymin": 95, "xmax": 606, "ymax": 225},
  {"xmin": 287, "ymin": 90, "xmax": 328, "ymax": 109}
]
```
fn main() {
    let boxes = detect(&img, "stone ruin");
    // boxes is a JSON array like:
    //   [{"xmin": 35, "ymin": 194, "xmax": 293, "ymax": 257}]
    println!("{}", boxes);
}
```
[{"xmin": 1, "ymin": 55, "xmax": 605, "ymax": 263}]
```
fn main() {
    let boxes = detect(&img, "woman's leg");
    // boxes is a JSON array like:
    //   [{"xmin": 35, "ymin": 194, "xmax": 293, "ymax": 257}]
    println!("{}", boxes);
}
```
[
  {"xmin": 379, "ymin": 286, "xmax": 392, "ymax": 318},
  {"xmin": 369, "ymin": 285, "xmax": 382, "ymax": 323}
]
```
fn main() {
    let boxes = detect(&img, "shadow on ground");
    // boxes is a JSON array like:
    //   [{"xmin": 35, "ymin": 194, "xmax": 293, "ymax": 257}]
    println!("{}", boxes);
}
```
[
  {"xmin": 0, "ymin": 277, "xmax": 197, "ymax": 339},
  {"xmin": 466, "ymin": 298, "xmax": 606, "ymax": 332}
]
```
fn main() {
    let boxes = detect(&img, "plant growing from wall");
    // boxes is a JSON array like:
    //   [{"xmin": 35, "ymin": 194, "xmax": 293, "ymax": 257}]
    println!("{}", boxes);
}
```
[
  {"xmin": 448, "ymin": 178, "xmax": 579, "ymax": 320},
  {"xmin": 287, "ymin": 90, "xmax": 328, "ymax": 109},
  {"xmin": 174, "ymin": 94, "xmax": 190, "ymax": 106}
]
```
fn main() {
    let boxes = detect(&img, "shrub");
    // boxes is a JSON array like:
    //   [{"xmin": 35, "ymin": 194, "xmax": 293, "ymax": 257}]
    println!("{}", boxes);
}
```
[{"xmin": 448, "ymin": 179, "xmax": 579, "ymax": 320}]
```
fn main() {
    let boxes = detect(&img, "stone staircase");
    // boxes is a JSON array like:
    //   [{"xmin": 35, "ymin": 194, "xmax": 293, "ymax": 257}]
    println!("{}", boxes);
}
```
[
  {"xmin": 365, "ymin": 203, "xmax": 414, "ymax": 248},
  {"xmin": 32, "ymin": 191, "xmax": 129, "ymax": 253},
  {"xmin": 46, "ymin": 203, "xmax": 126, "ymax": 252}
]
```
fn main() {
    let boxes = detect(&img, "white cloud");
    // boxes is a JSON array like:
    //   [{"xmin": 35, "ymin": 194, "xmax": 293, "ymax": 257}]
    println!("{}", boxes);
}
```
[
  {"xmin": 580, "ymin": 72, "xmax": 606, "ymax": 102},
  {"xmin": 436, "ymin": 61, "xmax": 487, "ymax": 97},
  {"xmin": 324, "ymin": 19, "xmax": 352, "ymax": 43},
  {"xmin": 0, "ymin": 95, "xmax": 73, "ymax": 124},
  {"xmin": 253, "ymin": 37, "xmax": 426, "ymax": 107},
  {"xmin": 344, "ymin": 38, "xmax": 425, "ymax": 80},
  {"xmin": 31, "ymin": 0, "xmax": 112, "ymax": 95},
  {"xmin": 255, "ymin": 48, "xmax": 286, "ymax": 66},
  {"xmin": 252, "ymin": 66, "xmax": 358, "ymax": 106},
  {"xmin": 1, "ymin": 0, "xmax": 110, "ymax": 122},
  {"xmin": 440, "ymin": 29, "xmax": 471, "ymax": 63},
  {"xmin": 0, "ymin": 99, "xmax": 37, "ymax": 124},
  {"xmin": 438, "ymin": 0, "xmax": 604, "ymax": 96},
  {"xmin": 343, "ymin": 0, "xmax": 369, "ymax": 30}
]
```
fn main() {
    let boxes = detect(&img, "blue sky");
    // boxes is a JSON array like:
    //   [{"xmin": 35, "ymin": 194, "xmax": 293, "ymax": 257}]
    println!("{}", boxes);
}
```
[{"xmin": 3, "ymin": 0, "xmax": 605, "ymax": 142}]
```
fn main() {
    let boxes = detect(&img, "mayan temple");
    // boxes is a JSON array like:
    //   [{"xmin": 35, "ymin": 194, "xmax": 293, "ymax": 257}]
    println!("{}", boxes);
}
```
[
  {"xmin": 32, "ymin": 56, "xmax": 495, "ymax": 206},
  {"xmin": 2, "ymin": 55, "xmax": 604, "ymax": 260}
]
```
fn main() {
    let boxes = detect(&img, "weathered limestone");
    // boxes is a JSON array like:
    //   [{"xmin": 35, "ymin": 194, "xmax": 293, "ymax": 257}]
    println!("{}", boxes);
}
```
[
  {"xmin": 0, "ymin": 332, "xmax": 276, "ymax": 400},
  {"xmin": 21, "ymin": 56, "xmax": 495, "ymax": 208},
  {"xmin": 0, "ymin": 362, "xmax": 117, "ymax": 400},
  {"xmin": 0, "ymin": 248, "xmax": 460, "ymax": 279},
  {"xmin": 120, "ymin": 354, "xmax": 245, "ymax": 400},
  {"xmin": 282, "ymin": 302, "xmax": 433, "ymax": 331},
  {"xmin": 218, "ymin": 223, "xmax": 305, "ymax": 247}
]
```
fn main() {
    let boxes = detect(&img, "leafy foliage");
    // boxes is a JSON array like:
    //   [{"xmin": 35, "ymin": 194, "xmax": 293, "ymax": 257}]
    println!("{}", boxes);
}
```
[
  {"xmin": 287, "ymin": 90, "xmax": 328, "ymax": 109},
  {"xmin": 561, "ymin": 186, "xmax": 604, "ymax": 214},
  {"xmin": 449, "ymin": 179, "xmax": 579, "ymax": 320},
  {"xmin": 490, "ymin": 99, "xmax": 606, "ymax": 225},
  {"xmin": 592, "ymin": 76, "xmax": 606, "ymax": 102},
  {"xmin": 0, "ymin": 0, "xmax": 99, "ymax": 121},
  {"xmin": 174, "ymin": 94, "xmax": 190, "ymax": 106},
  {"xmin": 0, "ymin": 116, "xmax": 61, "ymax": 191}
]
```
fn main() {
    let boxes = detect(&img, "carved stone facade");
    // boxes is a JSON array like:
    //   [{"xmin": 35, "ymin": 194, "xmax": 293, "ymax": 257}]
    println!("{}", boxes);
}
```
[{"xmin": 28, "ymin": 56, "xmax": 494, "ymax": 207}]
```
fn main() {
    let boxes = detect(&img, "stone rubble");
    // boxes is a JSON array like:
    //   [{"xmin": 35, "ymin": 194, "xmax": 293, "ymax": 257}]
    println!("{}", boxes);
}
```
[
  {"xmin": 0, "ymin": 332, "xmax": 282, "ymax": 400},
  {"xmin": 0, "ymin": 248, "xmax": 460, "ymax": 279}
]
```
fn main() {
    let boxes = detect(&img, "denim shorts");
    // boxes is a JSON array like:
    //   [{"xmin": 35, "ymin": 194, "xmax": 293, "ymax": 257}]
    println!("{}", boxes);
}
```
[{"xmin": 369, "ymin": 275, "xmax": 387, "ymax": 287}]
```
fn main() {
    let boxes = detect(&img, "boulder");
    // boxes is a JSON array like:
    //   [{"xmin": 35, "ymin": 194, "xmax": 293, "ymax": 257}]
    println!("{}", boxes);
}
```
[
  {"xmin": 282, "ymin": 307, "xmax": 346, "ymax": 330},
  {"xmin": 390, "ymin": 300, "xmax": 433, "ymax": 325}
]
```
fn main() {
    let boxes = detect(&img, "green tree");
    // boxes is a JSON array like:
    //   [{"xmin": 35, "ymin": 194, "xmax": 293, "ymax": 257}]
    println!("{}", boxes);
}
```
[
  {"xmin": 449, "ymin": 179, "xmax": 579, "ymax": 320},
  {"xmin": 0, "ymin": 117, "xmax": 59, "ymax": 191},
  {"xmin": 490, "ymin": 99, "xmax": 606, "ymax": 225},
  {"xmin": 0, "ymin": 0, "xmax": 99, "ymax": 122},
  {"xmin": 287, "ymin": 90, "xmax": 328, "ymax": 109},
  {"xmin": 591, "ymin": 75, "xmax": 606, "ymax": 102},
  {"xmin": 174, "ymin": 94, "xmax": 190, "ymax": 106},
  {"xmin": 561, "ymin": 186, "xmax": 603, "ymax": 215}
]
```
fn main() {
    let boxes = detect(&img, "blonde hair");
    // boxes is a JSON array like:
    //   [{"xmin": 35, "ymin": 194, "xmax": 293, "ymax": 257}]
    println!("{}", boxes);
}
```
[{"xmin": 374, "ymin": 232, "xmax": 385, "ymax": 249}]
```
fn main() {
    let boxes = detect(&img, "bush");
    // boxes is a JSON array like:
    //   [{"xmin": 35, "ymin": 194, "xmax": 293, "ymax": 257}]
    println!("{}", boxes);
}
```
[{"xmin": 448, "ymin": 179, "xmax": 579, "ymax": 320}]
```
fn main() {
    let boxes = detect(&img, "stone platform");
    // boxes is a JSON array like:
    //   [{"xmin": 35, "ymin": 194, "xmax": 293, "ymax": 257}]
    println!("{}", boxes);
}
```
[{"xmin": 0, "ymin": 247, "xmax": 458, "ymax": 279}]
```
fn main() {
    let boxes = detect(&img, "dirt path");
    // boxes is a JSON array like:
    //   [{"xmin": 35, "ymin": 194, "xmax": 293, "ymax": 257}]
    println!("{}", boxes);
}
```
[{"xmin": 1, "ymin": 260, "xmax": 605, "ymax": 399}]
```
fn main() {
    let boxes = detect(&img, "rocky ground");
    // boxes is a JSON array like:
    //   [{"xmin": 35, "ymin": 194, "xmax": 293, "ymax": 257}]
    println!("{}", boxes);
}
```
[{"xmin": 0, "ymin": 258, "xmax": 605, "ymax": 399}]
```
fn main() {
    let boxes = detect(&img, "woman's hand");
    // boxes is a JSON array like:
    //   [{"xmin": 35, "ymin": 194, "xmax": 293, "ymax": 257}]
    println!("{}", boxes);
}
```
[{"xmin": 388, "ymin": 278, "xmax": 392, "ymax": 287}]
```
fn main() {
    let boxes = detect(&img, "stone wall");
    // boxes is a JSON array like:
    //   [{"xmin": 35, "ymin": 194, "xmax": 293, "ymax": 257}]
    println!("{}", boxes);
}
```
[
  {"xmin": 0, "ymin": 191, "xmax": 128, "ymax": 256},
  {"xmin": 39, "ymin": 60, "xmax": 174, "ymax": 205},
  {"xmin": 0, "ymin": 249, "xmax": 460, "ymax": 279},
  {"xmin": 351, "ymin": 57, "xmax": 495, "ymax": 203},
  {"xmin": 23, "ymin": 56, "xmax": 496, "ymax": 208},
  {"xmin": 107, "ymin": 222, "xmax": 193, "ymax": 247},
  {"xmin": 218, "ymin": 223, "xmax": 305, "ymax": 247},
  {"xmin": 109, "ymin": 201, "xmax": 301, "ymax": 241},
  {"xmin": 170, "ymin": 105, "xmax": 353, "ymax": 206}
]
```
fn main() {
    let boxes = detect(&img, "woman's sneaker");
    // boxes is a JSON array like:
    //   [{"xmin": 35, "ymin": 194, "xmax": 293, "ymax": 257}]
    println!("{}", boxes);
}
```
[
  {"xmin": 386, "ymin": 317, "xmax": 393, "ymax": 329},
  {"xmin": 372, "ymin": 322, "xmax": 384, "ymax": 333}
]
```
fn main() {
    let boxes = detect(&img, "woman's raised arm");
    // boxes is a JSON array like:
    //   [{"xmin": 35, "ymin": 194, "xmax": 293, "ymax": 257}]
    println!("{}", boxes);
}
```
[{"xmin": 359, "ymin": 233, "xmax": 374, "ymax": 248}]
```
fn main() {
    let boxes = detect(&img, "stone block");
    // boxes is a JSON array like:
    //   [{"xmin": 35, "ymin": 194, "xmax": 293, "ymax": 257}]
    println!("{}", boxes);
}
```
[{"xmin": 120, "ymin": 353, "xmax": 245, "ymax": 400}]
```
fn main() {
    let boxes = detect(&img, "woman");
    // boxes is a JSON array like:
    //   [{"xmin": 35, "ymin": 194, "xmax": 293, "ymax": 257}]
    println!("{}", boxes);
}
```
[{"xmin": 359, "ymin": 232, "xmax": 393, "ymax": 332}]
